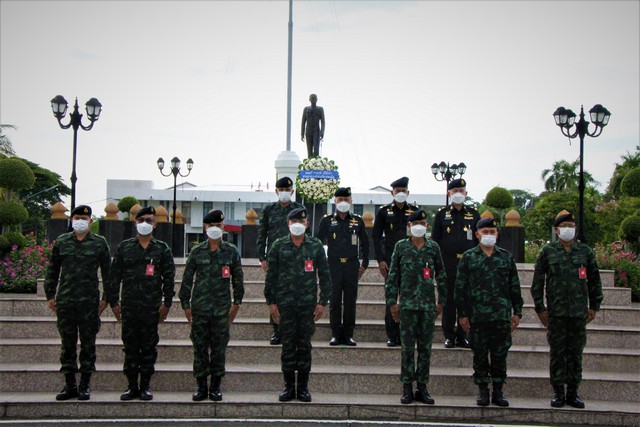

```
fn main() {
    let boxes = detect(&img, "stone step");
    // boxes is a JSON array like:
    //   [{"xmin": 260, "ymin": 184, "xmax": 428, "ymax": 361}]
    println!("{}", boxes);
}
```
[
  {"xmin": 2, "ymin": 363, "xmax": 639, "ymax": 402},
  {"xmin": 1, "ymin": 392, "xmax": 638, "ymax": 426},
  {"xmin": 1, "ymin": 338, "xmax": 637, "ymax": 374},
  {"xmin": 2, "ymin": 317, "xmax": 639, "ymax": 349}
]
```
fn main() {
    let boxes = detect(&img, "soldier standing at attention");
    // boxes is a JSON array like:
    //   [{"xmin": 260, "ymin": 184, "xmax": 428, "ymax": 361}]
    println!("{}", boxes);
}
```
[
  {"xmin": 180, "ymin": 210, "xmax": 244, "ymax": 402},
  {"xmin": 264, "ymin": 208, "xmax": 332, "ymax": 403},
  {"xmin": 386, "ymin": 209, "xmax": 447, "ymax": 405},
  {"xmin": 531, "ymin": 210, "xmax": 602, "ymax": 409},
  {"xmin": 372, "ymin": 176, "xmax": 419, "ymax": 347},
  {"xmin": 44, "ymin": 205, "xmax": 112, "ymax": 401},
  {"xmin": 109, "ymin": 206, "xmax": 175, "ymax": 401},
  {"xmin": 256, "ymin": 176, "xmax": 304, "ymax": 345},
  {"xmin": 431, "ymin": 178, "xmax": 480, "ymax": 349},
  {"xmin": 316, "ymin": 187, "xmax": 369, "ymax": 346},
  {"xmin": 455, "ymin": 218, "xmax": 523, "ymax": 407}
]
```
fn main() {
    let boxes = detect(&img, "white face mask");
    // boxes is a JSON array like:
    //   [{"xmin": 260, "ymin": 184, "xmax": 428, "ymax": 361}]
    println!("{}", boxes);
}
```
[
  {"xmin": 72, "ymin": 219, "xmax": 89, "ymax": 233},
  {"xmin": 450, "ymin": 192, "xmax": 466, "ymax": 205},
  {"xmin": 410, "ymin": 224, "xmax": 427, "ymax": 238},
  {"xmin": 206, "ymin": 226, "xmax": 223, "ymax": 240},
  {"xmin": 480, "ymin": 234, "xmax": 497, "ymax": 247},
  {"xmin": 278, "ymin": 191, "xmax": 292, "ymax": 203},
  {"xmin": 289, "ymin": 223, "xmax": 306, "ymax": 236},
  {"xmin": 136, "ymin": 222, "xmax": 154, "ymax": 236},
  {"xmin": 393, "ymin": 192, "xmax": 408, "ymax": 204},
  {"xmin": 336, "ymin": 201, "xmax": 351, "ymax": 213},
  {"xmin": 558, "ymin": 227, "xmax": 576, "ymax": 242}
]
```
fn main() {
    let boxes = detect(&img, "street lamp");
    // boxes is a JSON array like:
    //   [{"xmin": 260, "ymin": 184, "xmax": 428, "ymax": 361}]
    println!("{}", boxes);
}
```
[
  {"xmin": 157, "ymin": 156, "xmax": 194, "ymax": 250},
  {"xmin": 553, "ymin": 104, "xmax": 611, "ymax": 243},
  {"xmin": 50, "ymin": 95, "xmax": 102, "ymax": 211},
  {"xmin": 430, "ymin": 161, "xmax": 467, "ymax": 205}
]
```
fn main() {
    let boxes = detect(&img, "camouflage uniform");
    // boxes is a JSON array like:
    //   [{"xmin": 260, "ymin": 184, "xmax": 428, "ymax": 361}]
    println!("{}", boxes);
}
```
[
  {"xmin": 179, "ymin": 240, "xmax": 244, "ymax": 378},
  {"xmin": 264, "ymin": 235, "xmax": 331, "ymax": 373},
  {"xmin": 108, "ymin": 237, "xmax": 175, "ymax": 378},
  {"xmin": 385, "ymin": 238, "xmax": 447, "ymax": 385},
  {"xmin": 531, "ymin": 241, "xmax": 603, "ymax": 387},
  {"xmin": 44, "ymin": 231, "xmax": 111, "ymax": 374},
  {"xmin": 455, "ymin": 245, "xmax": 523, "ymax": 385}
]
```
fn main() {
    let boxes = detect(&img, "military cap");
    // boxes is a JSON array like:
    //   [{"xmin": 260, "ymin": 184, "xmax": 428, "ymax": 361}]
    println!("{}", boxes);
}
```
[
  {"xmin": 334, "ymin": 187, "xmax": 351, "ymax": 197},
  {"xmin": 554, "ymin": 210, "xmax": 575, "ymax": 227},
  {"xmin": 287, "ymin": 207, "xmax": 307, "ymax": 220},
  {"xmin": 203, "ymin": 210, "xmax": 224, "ymax": 224},
  {"xmin": 136, "ymin": 206, "xmax": 156, "ymax": 219},
  {"xmin": 448, "ymin": 178, "xmax": 467, "ymax": 190},
  {"xmin": 70, "ymin": 205, "xmax": 92, "ymax": 217},
  {"xmin": 476, "ymin": 217, "xmax": 498, "ymax": 230},
  {"xmin": 276, "ymin": 176, "xmax": 294, "ymax": 188},
  {"xmin": 407, "ymin": 209, "xmax": 427, "ymax": 222},
  {"xmin": 390, "ymin": 176, "xmax": 409, "ymax": 188}
]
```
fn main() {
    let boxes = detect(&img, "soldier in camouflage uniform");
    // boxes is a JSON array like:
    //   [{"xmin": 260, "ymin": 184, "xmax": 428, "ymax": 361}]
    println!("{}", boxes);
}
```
[
  {"xmin": 256, "ymin": 176, "xmax": 304, "ymax": 345},
  {"xmin": 44, "ymin": 205, "xmax": 112, "ymax": 401},
  {"xmin": 179, "ymin": 210, "xmax": 244, "ymax": 402},
  {"xmin": 264, "ymin": 207, "xmax": 332, "ymax": 402},
  {"xmin": 385, "ymin": 209, "xmax": 447, "ymax": 405},
  {"xmin": 455, "ymin": 217, "xmax": 523, "ymax": 407},
  {"xmin": 531, "ymin": 210, "xmax": 603, "ymax": 409},
  {"xmin": 108, "ymin": 206, "xmax": 175, "ymax": 401}
]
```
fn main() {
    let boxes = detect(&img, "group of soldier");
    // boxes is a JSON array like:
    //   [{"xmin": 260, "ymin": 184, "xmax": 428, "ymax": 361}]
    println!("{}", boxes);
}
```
[{"xmin": 44, "ymin": 174, "xmax": 602, "ymax": 409}]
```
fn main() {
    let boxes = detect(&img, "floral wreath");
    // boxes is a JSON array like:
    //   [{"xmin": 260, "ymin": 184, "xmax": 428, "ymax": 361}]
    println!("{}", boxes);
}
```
[{"xmin": 296, "ymin": 157, "xmax": 340, "ymax": 204}]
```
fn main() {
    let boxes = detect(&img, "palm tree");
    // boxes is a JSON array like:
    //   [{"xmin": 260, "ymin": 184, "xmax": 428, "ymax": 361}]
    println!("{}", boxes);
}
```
[
  {"xmin": 541, "ymin": 159, "xmax": 596, "ymax": 193},
  {"xmin": 0, "ymin": 124, "xmax": 17, "ymax": 157}
]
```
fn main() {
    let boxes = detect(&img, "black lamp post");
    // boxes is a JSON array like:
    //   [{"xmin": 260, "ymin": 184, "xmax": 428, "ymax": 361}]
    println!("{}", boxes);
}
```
[
  {"xmin": 430, "ymin": 161, "xmax": 467, "ymax": 205},
  {"xmin": 157, "ymin": 156, "xmax": 193, "ymax": 250},
  {"xmin": 50, "ymin": 95, "xmax": 102, "ymax": 211},
  {"xmin": 553, "ymin": 104, "xmax": 611, "ymax": 243}
]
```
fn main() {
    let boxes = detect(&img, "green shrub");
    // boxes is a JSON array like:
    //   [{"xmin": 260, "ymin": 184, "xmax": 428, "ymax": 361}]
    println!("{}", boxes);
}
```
[
  {"xmin": 0, "ymin": 232, "xmax": 51, "ymax": 294},
  {"xmin": 524, "ymin": 240, "xmax": 545, "ymax": 263},
  {"xmin": 117, "ymin": 196, "xmax": 139, "ymax": 214},
  {"xmin": 0, "ymin": 231, "xmax": 27, "ymax": 254},
  {"xmin": 595, "ymin": 241, "xmax": 640, "ymax": 302},
  {"xmin": 0, "ymin": 200, "xmax": 29, "ymax": 227},
  {"xmin": 0, "ymin": 158, "xmax": 35, "ymax": 191},
  {"xmin": 620, "ymin": 168, "xmax": 640, "ymax": 197},
  {"xmin": 484, "ymin": 187, "xmax": 514, "ymax": 210}
]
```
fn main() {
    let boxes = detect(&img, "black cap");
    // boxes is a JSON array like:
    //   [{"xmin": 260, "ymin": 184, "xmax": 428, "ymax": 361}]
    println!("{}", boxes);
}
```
[
  {"xmin": 448, "ymin": 178, "xmax": 467, "ymax": 190},
  {"xmin": 554, "ymin": 210, "xmax": 575, "ymax": 227},
  {"xmin": 203, "ymin": 210, "xmax": 224, "ymax": 224},
  {"xmin": 407, "ymin": 209, "xmax": 427, "ymax": 222},
  {"xmin": 276, "ymin": 177, "xmax": 294, "ymax": 188},
  {"xmin": 334, "ymin": 187, "xmax": 351, "ymax": 197},
  {"xmin": 287, "ymin": 207, "xmax": 307, "ymax": 220},
  {"xmin": 70, "ymin": 205, "xmax": 91, "ymax": 217},
  {"xmin": 476, "ymin": 217, "xmax": 498, "ymax": 230},
  {"xmin": 390, "ymin": 176, "xmax": 409, "ymax": 188},
  {"xmin": 136, "ymin": 206, "xmax": 156, "ymax": 219}
]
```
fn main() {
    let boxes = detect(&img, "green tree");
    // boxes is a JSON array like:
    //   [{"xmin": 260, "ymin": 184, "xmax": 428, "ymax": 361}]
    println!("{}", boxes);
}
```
[
  {"xmin": 117, "ymin": 196, "xmax": 139, "ymax": 215},
  {"xmin": 541, "ymin": 159, "xmax": 596, "ymax": 193},
  {"xmin": 620, "ymin": 167, "xmax": 640, "ymax": 197},
  {"xmin": 509, "ymin": 189, "xmax": 539, "ymax": 217},
  {"xmin": 596, "ymin": 197, "xmax": 640, "ymax": 244},
  {"xmin": 0, "ymin": 124, "xmax": 17, "ymax": 157},
  {"xmin": 620, "ymin": 216, "xmax": 640, "ymax": 254},
  {"xmin": 484, "ymin": 187, "xmax": 513, "ymax": 224},
  {"xmin": 606, "ymin": 145, "xmax": 640, "ymax": 198},
  {"xmin": 0, "ymin": 157, "xmax": 34, "ymax": 233}
]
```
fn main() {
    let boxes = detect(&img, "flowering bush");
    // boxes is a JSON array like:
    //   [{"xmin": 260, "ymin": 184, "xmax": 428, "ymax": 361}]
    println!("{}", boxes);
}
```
[
  {"xmin": 594, "ymin": 241, "xmax": 640, "ymax": 302},
  {"xmin": 0, "ymin": 232, "xmax": 52, "ymax": 293},
  {"xmin": 524, "ymin": 240, "xmax": 546, "ymax": 263},
  {"xmin": 296, "ymin": 157, "xmax": 340, "ymax": 203}
]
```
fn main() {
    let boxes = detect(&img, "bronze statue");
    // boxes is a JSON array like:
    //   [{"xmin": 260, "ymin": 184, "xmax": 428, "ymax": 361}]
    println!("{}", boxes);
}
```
[{"xmin": 301, "ymin": 94, "xmax": 325, "ymax": 158}]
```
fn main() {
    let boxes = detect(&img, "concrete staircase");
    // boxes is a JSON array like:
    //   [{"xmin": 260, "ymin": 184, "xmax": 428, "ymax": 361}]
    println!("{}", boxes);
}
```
[{"xmin": 0, "ymin": 261, "xmax": 638, "ymax": 426}]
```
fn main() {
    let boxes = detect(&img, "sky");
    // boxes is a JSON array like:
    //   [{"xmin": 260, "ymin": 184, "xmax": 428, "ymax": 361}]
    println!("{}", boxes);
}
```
[{"xmin": 1, "ymin": 0, "xmax": 639, "ymax": 214}]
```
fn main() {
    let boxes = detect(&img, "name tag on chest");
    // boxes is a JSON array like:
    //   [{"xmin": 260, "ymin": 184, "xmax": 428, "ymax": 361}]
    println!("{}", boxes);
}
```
[
  {"xmin": 305, "ymin": 260, "xmax": 314, "ymax": 272},
  {"xmin": 423, "ymin": 267, "xmax": 431, "ymax": 279},
  {"xmin": 222, "ymin": 266, "xmax": 231, "ymax": 278},
  {"xmin": 578, "ymin": 267, "xmax": 587, "ymax": 279},
  {"xmin": 146, "ymin": 264, "xmax": 155, "ymax": 276}
]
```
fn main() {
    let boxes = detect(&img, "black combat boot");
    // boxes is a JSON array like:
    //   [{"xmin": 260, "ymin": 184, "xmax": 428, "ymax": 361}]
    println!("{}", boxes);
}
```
[
  {"xmin": 401, "ymin": 383, "xmax": 414, "ymax": 404},
  {"xmin": 279, "ymin": 371, "xmax": 296, "ymax": 402},
  {"xmin": 209, "ymin": 376, "xmax": 223, "ymax": 401},
  {"xmin": 491, "ymin": 382, "xmax": 509, "ymax": 407},
  {"xmin": 566, "ymin": 384, "xmax": 585, "ymax": 408},
  {"xmin": 414, "ymin": 382, "xmax": 435, "ymax": 404},
  {"xmin": 77, "ymin": 373, "xmax": 91, "ymax": 401},
  {"xmin": 56, "ymin": 373, "xmax": 78, "ymax": 401},
  {"xmin": 296, "ymin": 371, "xmax": 312, "ymax": 402},
  {"xmin": 120, "ymin": 373, "xmax": 140, "ymax": 401},
  {"xmin": 476, "ymin": 383, "xmax": 490, "ymax": 406},
  {"xmin": 192, "ymin": 376, "xmax": 208, "ymax": 402},
  {"xmin": 551, "ymin": 384, "xmax": 565, "ymax": 408},
  {"xmin": 139, "ymin": 374, "xmax": 153, "ymax": 401}
]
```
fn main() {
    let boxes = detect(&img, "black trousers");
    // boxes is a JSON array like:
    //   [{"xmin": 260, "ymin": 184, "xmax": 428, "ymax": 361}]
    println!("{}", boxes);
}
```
[
  {"xmin": 328, "ymin": 258, "xmax": 359, "ymax": 339},
  {"xmin": 305, "ymin": 132, "xmax": 321, "ymax": 158},
  {"xmin": 441, "ymin": 262, "xmax": 466, "ymax": 341},
  {"xmin": 383, "ymin": 254, "xmax": 400, "ymax": 341}
]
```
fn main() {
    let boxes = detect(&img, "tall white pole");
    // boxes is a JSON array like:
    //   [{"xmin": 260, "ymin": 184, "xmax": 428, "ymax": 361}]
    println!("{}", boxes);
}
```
[{"xmin": 286, "ymin": 0, "xmax": 293, "ymax": 151}]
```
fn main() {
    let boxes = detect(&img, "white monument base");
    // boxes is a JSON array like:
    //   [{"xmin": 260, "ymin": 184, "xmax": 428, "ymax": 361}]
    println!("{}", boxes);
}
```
[{"xmin": 274, "ymin": 150, "xmax": 302, "ymax": 183}]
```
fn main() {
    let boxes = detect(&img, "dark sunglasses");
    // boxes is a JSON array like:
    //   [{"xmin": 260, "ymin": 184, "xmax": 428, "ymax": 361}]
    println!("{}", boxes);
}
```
[{"xmin": 136, "ymin": 218, "xmax": 155, "ymax": 224}]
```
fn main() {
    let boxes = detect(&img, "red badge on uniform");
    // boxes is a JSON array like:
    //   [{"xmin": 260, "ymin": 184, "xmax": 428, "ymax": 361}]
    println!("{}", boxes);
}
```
[
  {"xmin": 305, "ymin": 260, "xmax": 314, "ymax": 272},
  {"xmin": 222, "ymin": 266, "xmax": 230, "ymax": 278},
  {"xmin": 146, "ymin": 264, "xmax": 155, "ymax": 276},
  {"xmin": 578, "ymin": 267, "xmax": 587, "ymax": 279},
  {"xmin": 424, "ymin": 268, "xmax": 431, "ymax": 279}
]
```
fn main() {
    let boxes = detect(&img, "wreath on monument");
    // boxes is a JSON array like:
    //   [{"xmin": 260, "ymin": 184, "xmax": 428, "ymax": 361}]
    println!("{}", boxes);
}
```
[{"xmin": 296, "ymin": 157, "xmax": 340, "ymax": 204}]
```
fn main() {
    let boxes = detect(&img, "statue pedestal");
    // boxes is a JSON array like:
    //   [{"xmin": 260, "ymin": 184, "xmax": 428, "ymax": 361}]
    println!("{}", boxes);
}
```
[{"xmin": 275, "ymin": 150, "xmax": 301, "ymax": 183}]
